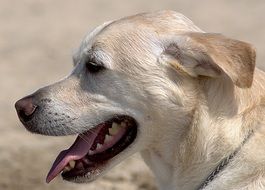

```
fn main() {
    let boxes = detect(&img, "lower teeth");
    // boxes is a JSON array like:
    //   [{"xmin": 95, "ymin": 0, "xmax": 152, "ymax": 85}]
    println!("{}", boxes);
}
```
[{"xmin": 63, "ymin": 166, "xmax": 71, "ymax": 172}]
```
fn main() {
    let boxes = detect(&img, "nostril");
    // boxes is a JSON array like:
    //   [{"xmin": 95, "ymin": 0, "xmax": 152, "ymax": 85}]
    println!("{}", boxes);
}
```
[{"xmin": 15, "ymin": 97, "xmax": 38, "ymax": 123}]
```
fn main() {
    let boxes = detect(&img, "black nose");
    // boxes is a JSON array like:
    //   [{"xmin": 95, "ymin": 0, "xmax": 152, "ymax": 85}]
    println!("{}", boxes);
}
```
[{"xmin": 15, "ymin": 96, "xmax": 37, "ymax": 123}]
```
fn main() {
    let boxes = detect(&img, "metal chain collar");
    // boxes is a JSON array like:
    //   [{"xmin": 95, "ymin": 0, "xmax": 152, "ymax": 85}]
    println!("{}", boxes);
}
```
[{"xmin": 196, "ymin": 129, "xmax": 255, "ymax": 190}]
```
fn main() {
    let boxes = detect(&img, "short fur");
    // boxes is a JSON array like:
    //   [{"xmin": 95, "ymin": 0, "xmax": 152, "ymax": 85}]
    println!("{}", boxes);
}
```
[{"xmin": 17, "ymin": 11, "xmax": 265, "ymax": 190}]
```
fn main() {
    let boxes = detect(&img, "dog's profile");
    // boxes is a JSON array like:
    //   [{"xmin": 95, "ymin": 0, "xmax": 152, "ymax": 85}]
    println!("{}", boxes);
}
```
[{"xmin": 15, "ymin": 10, "xmax": 265, "ymax": 190}]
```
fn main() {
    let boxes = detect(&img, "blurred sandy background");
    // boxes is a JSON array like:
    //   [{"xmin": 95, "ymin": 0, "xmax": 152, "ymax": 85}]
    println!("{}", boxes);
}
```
[{"xmin": 0, "ymin": 0, "xmax": 264, "ymax": 189}]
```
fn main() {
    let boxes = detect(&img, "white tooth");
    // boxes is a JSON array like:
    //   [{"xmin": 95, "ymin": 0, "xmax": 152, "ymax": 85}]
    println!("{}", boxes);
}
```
[
  {"xmin": 109, "ymin": 127, "xmax": 118, "ymax": 135},
  {"xmin": 104, "ymin": 134, "xmax": 112, "ymax": 143},
  {"xmin": 69, "ymin": 160, "xmax": 76, "ymax": 168},
  {"xmin": 112, "ymin": 122, "xmax": 119, "ymax": 129},
  {"xmin": 109, "ymin": 122, "xmax": 120, "ymax": 135},
  {"xmin": 63, "ymin": 166, "xmax": 71, "ymax": 172},
  {"xmin": 96, "ymin": 143, "xmax": 103, "ymax": 150},
  {"xmin": 88, "ymin": 150, "xmax": 94, "ymax": 155}
]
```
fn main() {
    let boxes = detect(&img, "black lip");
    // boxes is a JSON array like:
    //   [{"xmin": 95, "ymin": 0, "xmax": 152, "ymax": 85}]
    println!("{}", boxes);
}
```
[{"xmin": 61, "ymin": 115, "xmax": 138, "ymax": 180}]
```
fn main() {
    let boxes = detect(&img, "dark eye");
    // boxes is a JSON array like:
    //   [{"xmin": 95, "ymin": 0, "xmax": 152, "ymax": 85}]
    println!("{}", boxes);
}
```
[{"xmin": 85, "ymin": 61, "xmax": 104, "ymax": 73}]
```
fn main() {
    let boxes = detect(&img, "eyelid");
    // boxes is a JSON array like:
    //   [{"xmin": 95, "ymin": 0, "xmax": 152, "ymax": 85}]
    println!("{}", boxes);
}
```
[
  {"xmin": 84, "ymin": 48, "xmax": 108, "ymax": 68},
  {"xmin": 86, "ymin": 58, "xmax": 104, "ymax": 68}
]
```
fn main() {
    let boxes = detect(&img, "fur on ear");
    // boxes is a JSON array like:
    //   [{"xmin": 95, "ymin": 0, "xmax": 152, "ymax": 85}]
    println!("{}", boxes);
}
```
[{"xmin": 162, "ymin": 32, "xmax": 256, "ymax": 88}]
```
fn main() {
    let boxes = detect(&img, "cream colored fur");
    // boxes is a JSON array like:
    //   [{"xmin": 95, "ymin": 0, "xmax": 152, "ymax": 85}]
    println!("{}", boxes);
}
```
[{"xmin": 19, "ymin": 11, "xmax": 265, "ymax": 190}]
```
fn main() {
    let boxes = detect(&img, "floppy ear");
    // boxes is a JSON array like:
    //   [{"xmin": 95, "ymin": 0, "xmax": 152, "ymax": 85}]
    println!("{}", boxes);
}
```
[{"xmin": 162, "ymin": 32, "xmax": 256, "ymax": 88}]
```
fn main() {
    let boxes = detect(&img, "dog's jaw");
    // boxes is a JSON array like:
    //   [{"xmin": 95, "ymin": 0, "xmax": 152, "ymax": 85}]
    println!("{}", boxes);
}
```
[{"xmin": 44, "ymin": 115, "xmax": 139, "ymax": 183}]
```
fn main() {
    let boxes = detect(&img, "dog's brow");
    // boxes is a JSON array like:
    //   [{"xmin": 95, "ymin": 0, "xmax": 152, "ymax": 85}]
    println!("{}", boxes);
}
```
[{"xmin": 85, "ymin": 47, "xmax": 111, "ymax": 67}]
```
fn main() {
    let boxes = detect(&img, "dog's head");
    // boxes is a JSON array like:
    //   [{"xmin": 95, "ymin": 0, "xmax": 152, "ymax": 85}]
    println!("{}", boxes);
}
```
[{"xmin": 15, "ymin": 10, "xmax": 256, "ymax": 183}]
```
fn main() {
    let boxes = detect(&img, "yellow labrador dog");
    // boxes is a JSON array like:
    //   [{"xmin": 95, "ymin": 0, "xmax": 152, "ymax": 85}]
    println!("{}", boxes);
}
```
[{"xmin": 15, "ymin": 10, "xmax": 265, "ymax": 190}]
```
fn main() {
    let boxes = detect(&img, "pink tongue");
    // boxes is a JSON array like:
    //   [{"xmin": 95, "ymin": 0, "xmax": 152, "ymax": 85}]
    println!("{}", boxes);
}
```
[{"xmin": 46, "ymin": 126, "xmax": 103, "ymax": 183}]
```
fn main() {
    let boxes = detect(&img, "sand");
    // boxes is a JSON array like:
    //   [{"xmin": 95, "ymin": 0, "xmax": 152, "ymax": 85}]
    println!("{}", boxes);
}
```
[{"xmin": 0, "ymin": 0, "xmax": 264, "ymax": 189}]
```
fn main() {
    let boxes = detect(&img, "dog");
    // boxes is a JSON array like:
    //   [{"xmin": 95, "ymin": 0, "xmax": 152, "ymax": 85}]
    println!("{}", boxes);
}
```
[{"xmin": 15, "ymin": 10, "xmax": 265, "ymax": 190}]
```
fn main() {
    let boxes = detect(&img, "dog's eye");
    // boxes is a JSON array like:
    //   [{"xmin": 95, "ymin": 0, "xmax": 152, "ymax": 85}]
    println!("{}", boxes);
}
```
[{"xmin": 85, "ymin": 61, "xmax": 104, "ymax": 73}]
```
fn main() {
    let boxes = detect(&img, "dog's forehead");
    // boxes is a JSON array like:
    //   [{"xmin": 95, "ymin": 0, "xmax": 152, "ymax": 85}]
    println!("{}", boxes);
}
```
[
  {"xmin": 93, "ymin": 11, "xmax": 201, "ymax": 43},
  {"xmin": 74, "ymin": 11, "xmax": 202, "ymax": 67},
  {"xmin": 101, "ymin": 11, "xmax": 201, "ymax": 37}
]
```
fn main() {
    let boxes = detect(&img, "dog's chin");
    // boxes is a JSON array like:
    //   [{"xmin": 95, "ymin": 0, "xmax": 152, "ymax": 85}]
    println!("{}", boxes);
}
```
[{"xmin": 45, "ymin": 115, "xmax": 138, "ymax": 183}]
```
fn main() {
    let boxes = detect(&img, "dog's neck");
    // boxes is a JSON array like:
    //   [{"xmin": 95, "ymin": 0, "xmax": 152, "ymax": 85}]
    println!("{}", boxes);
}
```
[{"xmin": 141, "ymin": 71, "xmax": 265, "ymax": 190}]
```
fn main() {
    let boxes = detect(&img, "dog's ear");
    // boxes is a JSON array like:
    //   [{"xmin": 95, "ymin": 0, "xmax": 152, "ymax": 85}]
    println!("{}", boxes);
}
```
[{"xmin": 161, "ymin": 32, "xmax": 256, "ymax": 88}]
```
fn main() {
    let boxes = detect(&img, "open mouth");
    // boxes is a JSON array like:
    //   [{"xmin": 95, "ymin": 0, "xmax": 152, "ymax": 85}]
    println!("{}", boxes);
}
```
[{"xmin": 46, "ymin": 115, "xmax": 137, "ymax": 183}]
